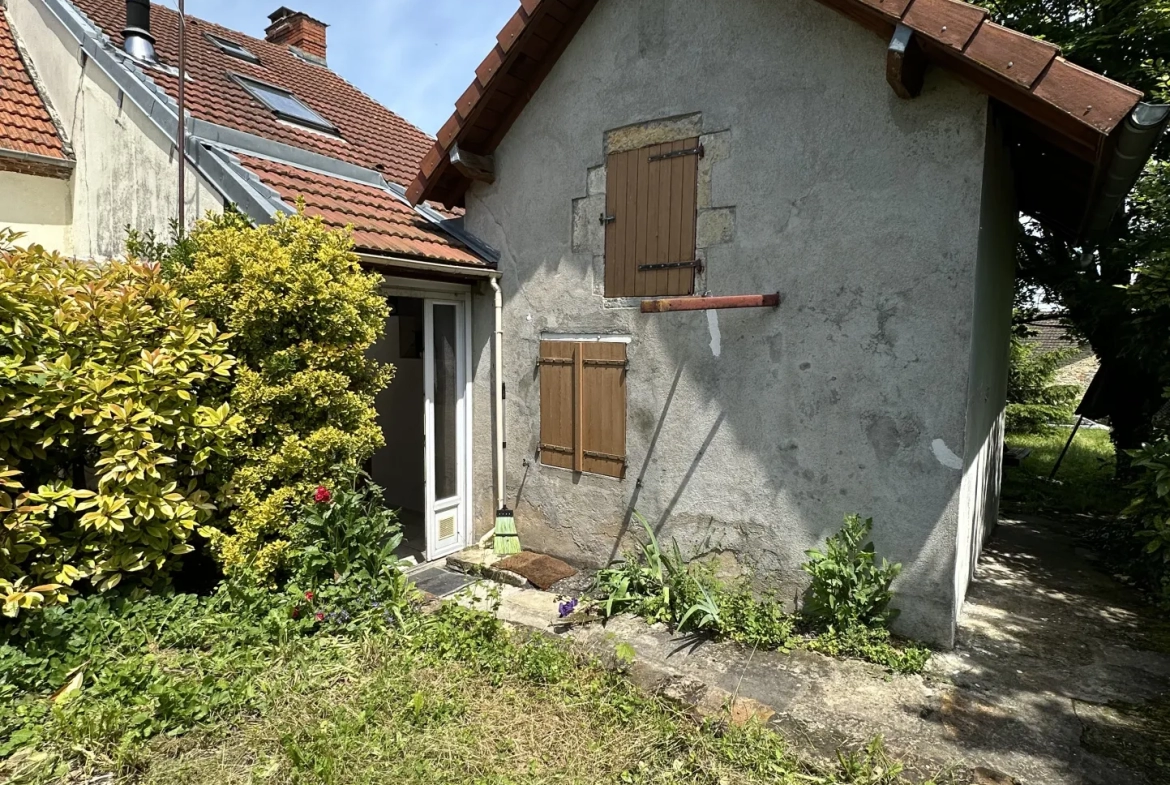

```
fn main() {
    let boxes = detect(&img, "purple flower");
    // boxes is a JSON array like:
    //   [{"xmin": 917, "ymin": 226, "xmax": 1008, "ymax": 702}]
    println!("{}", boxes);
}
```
[{"xmin": 558, "ymin": 598, "xmax": 579, "ymax": 618}]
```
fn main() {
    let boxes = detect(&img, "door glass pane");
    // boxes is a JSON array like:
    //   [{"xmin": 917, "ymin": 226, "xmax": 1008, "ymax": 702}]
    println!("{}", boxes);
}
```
[{"xmin": 432, "ymin": 304, "xmax": 458, "ymax": 501}]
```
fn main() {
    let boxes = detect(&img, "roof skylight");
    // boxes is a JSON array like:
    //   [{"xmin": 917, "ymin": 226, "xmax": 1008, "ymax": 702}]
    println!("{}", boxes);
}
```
[
  {"xmin": 206, "ymin": 34, "xmax": 260, "ymax": 65},
  {"xmin": 231, "ymin": 74, "xmax": 337, "ymax": 134}
]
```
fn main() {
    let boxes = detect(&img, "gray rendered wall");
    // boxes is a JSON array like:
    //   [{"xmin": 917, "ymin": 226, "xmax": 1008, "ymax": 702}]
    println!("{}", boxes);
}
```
[
  {"xmin": 465, "ymin": 0, "xmax": 992, "ymax": 646},
  {"xmin": 954, "ymin": 114, "xmax": 1017, "ymax": 616}
]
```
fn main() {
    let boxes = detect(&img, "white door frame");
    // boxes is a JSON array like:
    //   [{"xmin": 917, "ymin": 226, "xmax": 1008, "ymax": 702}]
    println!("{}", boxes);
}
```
[{"xmin": 380, "ymin": 277, "xmax": 473, "ymax": 561}]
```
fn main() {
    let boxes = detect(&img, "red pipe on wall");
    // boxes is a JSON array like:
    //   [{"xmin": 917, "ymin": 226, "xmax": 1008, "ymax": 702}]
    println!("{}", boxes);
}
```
[{"xmin": 640, "ymin": 293, "xmax": 781, "ymax": 313}]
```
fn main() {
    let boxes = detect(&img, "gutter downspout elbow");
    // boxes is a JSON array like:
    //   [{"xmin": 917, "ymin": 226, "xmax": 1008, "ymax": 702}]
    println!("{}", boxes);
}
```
[{"xmin": 490, "ymin": 278, "xmax": 506, "ymax": 513}]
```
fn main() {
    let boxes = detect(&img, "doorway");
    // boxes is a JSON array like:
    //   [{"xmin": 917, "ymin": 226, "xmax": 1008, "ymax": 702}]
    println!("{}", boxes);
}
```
[{"xmin": 370, "ymin": 286, "xmax": 471, "ymax": 564}]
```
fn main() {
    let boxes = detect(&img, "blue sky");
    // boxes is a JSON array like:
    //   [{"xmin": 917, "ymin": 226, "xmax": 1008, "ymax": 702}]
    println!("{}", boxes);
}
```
[{"xmin": 156, "ymin": 1, "xmax": 518, "ymax": 135}]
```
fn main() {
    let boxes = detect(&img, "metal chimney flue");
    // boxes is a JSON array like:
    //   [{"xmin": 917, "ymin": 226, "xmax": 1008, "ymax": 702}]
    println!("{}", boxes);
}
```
[{"xmin": 123, "ymin": 0, "xmax": 158, "ymax": 62}]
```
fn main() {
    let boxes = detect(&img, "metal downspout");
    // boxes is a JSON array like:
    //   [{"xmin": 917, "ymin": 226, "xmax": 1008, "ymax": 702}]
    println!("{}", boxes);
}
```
[{"xmin": 490, "ymin": 278, "xmax": 506, "ymax": 514}]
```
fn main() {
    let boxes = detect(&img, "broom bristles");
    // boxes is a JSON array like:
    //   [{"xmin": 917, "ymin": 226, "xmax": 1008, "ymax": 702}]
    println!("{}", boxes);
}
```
[{"xmin": 493, "ymin": 509, "xmax": 520, "ymax": 555}]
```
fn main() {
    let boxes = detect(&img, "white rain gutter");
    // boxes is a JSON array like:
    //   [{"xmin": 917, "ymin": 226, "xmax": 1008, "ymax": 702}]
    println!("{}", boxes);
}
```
[
  {"xmin": 490, "ymin": 278, "xmax": 506, "ymax": 512},
  {"xmin": 358, "ymin": 253, "xmax": 500, "ymax": 280}
]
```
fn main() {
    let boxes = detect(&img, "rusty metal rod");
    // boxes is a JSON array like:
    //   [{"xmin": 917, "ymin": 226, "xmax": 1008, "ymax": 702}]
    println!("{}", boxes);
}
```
[{"xmin": 641, "ymin": 293, "xmax": 781, "ymax": 313}]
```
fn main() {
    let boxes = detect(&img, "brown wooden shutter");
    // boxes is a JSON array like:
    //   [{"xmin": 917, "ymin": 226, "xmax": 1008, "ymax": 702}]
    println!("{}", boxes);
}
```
[
  {"xmin": 538, "ymin": 341, "xmax": 627, "ymax": 478},
  {"xmin": 604, "ymin": 138, "xmax": 699, "ymax": 298}
]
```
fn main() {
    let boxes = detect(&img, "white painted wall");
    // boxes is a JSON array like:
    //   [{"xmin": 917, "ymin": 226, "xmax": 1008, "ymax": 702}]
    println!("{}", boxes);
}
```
[
  {"xmin": 0, "ymin": 169, "xmax": 71, "ymax": 250},
  {"xmin": 8, "ymin": 0, "xmax": 221, "ymax": 259}
]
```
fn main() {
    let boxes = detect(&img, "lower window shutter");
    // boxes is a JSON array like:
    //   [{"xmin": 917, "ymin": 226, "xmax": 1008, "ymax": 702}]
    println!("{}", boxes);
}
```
[
  {"xmin": 580, "ymin": 343, "xmax": 627, "ymax": 478},
  {"xmin": 538, "ymin": 341, "xmax": 576, "ymax": 471},
  {"xmin": 539, "ymin": 341, "xmax": 627, "ymax": 478}
]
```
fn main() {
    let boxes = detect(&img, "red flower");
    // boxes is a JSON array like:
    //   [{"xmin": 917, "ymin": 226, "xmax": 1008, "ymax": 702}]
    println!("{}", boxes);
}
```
[
  {"xmin": 291, "ymin": 606, "xmax": 301, "ymax": 619},
  {"xmin": 304, "ymin": 591, "xmax": 314, "ymax": 601},
  {"xmin": 315, "ymin": 612, "xmax": 325, "ymax": 622},
  {"xmin": 314, "ymin": 486, "xmax": 332, "ymax": 504}
]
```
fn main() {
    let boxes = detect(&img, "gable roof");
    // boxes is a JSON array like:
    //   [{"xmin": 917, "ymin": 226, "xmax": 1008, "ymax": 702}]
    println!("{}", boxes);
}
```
[
  {"xmin": 0, "ymin": 8, "xmax": 70, "ymax": 173},
  {"xmin": 60, "ymin": 0, "xmax": 488, "ymax": 268},
  {"xmin": 407, "ymin": 0, "xmax": 1167, "ymax": 244},
  {"xmin": 70, "ymin": 0, "xmax": 431, "ymax": 184}
]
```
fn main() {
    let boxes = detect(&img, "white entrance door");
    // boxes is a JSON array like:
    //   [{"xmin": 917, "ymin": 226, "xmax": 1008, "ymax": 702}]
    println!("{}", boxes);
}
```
[{"xmin": 423, "ymin": 299, "xmax": 469, "ymax": 560}]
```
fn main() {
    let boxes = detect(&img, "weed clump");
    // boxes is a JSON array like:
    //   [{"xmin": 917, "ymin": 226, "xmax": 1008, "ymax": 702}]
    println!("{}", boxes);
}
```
[{"xmin": 589, "ymin": 513, "xmax": 931, "ymax": 674}]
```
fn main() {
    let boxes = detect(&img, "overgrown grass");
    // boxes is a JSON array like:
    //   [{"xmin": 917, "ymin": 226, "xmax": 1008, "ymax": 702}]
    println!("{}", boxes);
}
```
[
  {"xmin": 1, "ymin": 595, "xmax": 937, "ymax": 785},
  {"xmin": 1001, "ymin": 428, "xmax": 1127, "ymax": 518}
]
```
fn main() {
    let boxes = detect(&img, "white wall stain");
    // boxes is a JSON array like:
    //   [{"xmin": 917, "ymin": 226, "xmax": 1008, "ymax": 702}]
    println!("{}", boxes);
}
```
[
  {"xmin": 931, "ymin": 438, "xmax": 963, "ymax": 470},
  {"xmin": 707, "ymin": 310, "xmax": 722, "ymax": 358}
]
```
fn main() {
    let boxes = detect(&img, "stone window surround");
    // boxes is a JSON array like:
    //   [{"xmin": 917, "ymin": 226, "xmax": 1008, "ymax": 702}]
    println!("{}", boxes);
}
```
[{"xmin": 571, "ymin": 112, "xmax": 734, "ymax": 308}]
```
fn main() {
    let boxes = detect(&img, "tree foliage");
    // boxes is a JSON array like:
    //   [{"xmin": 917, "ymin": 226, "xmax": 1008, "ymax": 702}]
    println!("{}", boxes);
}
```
[
  {"xmin": 1006, "ymin": 334, "xmax": 1079, "ymax": 432},
  {"xmin": 0, "ymin": 231, "xmax": 240, "ymax": 617},
  {"xmin": 170, "ymin": 211, "xmax": 392, "ymax": 580},
  {"xmin": 984, "ymin": 0, "xmax": 1170, "ymax": 449}
]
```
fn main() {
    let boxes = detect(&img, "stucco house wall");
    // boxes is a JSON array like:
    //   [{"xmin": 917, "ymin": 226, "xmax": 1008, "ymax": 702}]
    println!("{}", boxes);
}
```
[
  {"xmin": 8, "ymin": 0, "xmax": 220, "ymax": 259},
  {"xmin": 464, "ymin": 0, "xmax": 1010, "ymax": 646},
  {"xmin": 954, "ymin": 117, "xmax": 1016, "ymax": 615}
]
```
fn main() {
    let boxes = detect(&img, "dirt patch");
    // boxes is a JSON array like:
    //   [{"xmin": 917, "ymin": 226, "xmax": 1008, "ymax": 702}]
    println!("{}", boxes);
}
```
[{"xmin": 495, "ymin": 552, "xmax": 577, "ymax": 591}]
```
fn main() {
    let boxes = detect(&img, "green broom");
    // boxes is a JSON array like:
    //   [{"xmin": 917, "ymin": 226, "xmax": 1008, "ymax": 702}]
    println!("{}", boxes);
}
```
[{"xmin": 493, "ymin": 507, "xmax": 520, "ymax": 555}]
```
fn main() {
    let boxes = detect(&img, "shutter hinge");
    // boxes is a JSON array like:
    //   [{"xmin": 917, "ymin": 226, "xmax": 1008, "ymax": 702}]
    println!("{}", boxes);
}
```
[
  {"xmin": 638, "ymin": 260, "xmax": 704, "ymax": 273},
  {"xmin": 649, "ymin": 144, "xmax": 704, "ymax": 162},
  {"xmin": 599, "ymin": 213, "xmax": 616, "ymax": 226}
]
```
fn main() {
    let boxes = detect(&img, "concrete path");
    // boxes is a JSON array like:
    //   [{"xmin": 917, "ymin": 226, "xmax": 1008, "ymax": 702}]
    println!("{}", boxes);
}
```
[{"xmin": 451, "ymin": 514, "xmax": 1170, "ymax": 784}]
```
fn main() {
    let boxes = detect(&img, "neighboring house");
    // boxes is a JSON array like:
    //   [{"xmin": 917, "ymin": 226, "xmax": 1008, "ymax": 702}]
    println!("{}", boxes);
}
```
[
  {"xmin": 0, "ymin": 0, "xmax": 495, "ymax": 560},
  {"xmin": 407, "ymin": 0, "xmax": 1167, "ymax": 646},
  {"xmin": 1023, "ymin": 315, "xmax": 1098, "ymax": 394},
  {"xmin": 0, "ymin": 7, "xmax": 72, "ymax": 249}
]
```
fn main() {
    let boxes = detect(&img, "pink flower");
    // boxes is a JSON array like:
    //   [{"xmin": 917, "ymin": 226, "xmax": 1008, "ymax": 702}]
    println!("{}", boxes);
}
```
[
  {"xmin": 304, "ymin": 591, "xmax": 314, "ymax": 602},
  {"xmin": 314, "ymin": 486, "xmax": 332, "ymax": 504},
  {"xmin": 315, "ymin": 612, "xmax": 325, "ymax": 622}
]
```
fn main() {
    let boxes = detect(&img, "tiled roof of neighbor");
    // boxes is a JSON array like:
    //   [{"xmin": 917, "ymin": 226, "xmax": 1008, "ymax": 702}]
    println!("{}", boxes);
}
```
[
  {"xmin": 0, "ymin": 10, "xmax": 67, "ymax": 161},
  {"xmin": 408, "ymin": 0, "xmax": 1160, "ymax": 243},
  {"xmin": 238, "ymin": 154, "xmax": 486, "ymax": 266},
  {"xmin": 69, "ymin": 0, "xmax": 432, "ymax": 185},
  {"xmin": 66, "ymin": 0, "xmax": 484, "ymax": 267},
  {"xmin": 1023, "ymin": 320, "xmax": 1092, "ymax": 363}
]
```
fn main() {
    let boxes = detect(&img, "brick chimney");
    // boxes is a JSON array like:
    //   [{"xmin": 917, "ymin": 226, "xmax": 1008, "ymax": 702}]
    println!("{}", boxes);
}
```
[{"xmin": 265, "ymin": 7, "xmax": 327, "ymax": 63}]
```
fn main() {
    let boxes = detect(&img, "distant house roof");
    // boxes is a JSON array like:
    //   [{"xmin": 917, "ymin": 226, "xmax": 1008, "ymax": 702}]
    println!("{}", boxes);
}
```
[
  {"xmin": 408, "ymin": 0, "xmax": 1167, "ymax": 244},
  {"xmin": 64, "ymin": 0, "xmax": 488, "ymax": 268},
  {"xmin": 1022, "ymin": 317, "xmax": 1093, "ymax": 366},
  {"xmin": 0, "ymin": 9, "xmax": 71, "ymax": 175}
]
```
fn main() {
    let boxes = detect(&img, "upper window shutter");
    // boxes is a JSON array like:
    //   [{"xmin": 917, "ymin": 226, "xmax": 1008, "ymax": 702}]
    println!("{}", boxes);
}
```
[
  {"xmin": 538, "ymin": 340, "xmax": 627, "ymax": 479},
  {"xmin": 604, "ymin": 138, "xmax": 699, "ymax": 298}
]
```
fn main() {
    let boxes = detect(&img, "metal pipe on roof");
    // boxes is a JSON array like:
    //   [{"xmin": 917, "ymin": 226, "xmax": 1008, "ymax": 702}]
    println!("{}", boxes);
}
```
[
  {"xmin": 122, "ymin": 0, "xmax": 157, "ymax": 63},
  {"xmin": 177, "ymin": 0, "xmax": 186, "ymax": 234}
]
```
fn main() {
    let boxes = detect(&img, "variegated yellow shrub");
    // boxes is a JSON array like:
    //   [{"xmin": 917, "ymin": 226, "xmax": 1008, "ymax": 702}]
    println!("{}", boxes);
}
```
[
  {"xmin": 0, "ymin": 232, "xmax": 242, "ymax": 617},
  {"xmin": 172, "ymin": 211, "xmax": 392, "ymax": 579}
]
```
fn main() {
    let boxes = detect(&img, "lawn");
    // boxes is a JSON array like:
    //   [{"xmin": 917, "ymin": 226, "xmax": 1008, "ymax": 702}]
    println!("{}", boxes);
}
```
[
  {"xmin": 1, "ymin": 594, "xmax": 926, "ymax": 785},
  {"xmin": 1001, "ymin": 427, "xmax": 1128, "ymax": 518}
]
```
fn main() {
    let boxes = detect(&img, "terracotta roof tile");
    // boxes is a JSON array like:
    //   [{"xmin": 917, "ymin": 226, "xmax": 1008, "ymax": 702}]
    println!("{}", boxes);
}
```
[
  {"xmin": 408, "ymin": 0, "xmax": 1147, "ymax": 224},
  {"xmin": 236, "ymin": 154, "xmax": 485, "ymax": 267},
  {"xmin": 70, "ymin": 0, "xmax": 432, "ymax": 186},
  {"xmin": 0, "ymin": 11, "xmax": 67, "ymax": 160}
]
